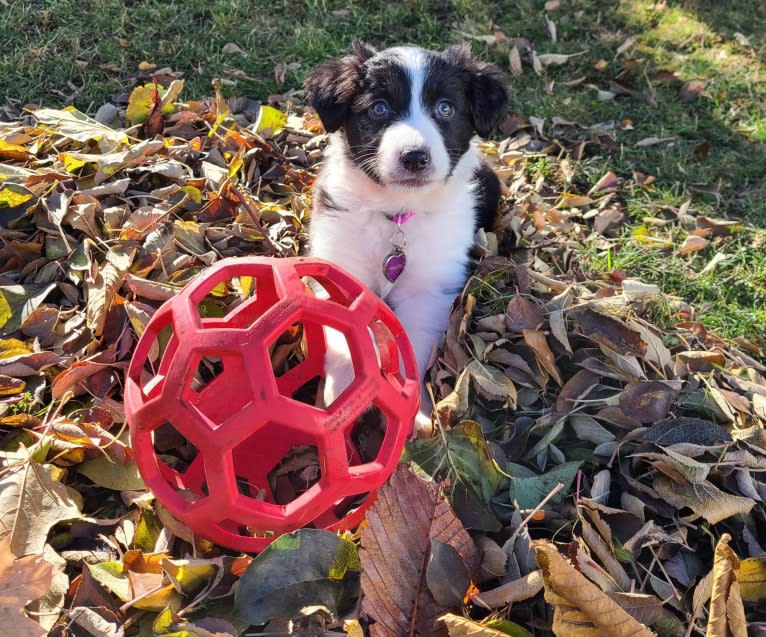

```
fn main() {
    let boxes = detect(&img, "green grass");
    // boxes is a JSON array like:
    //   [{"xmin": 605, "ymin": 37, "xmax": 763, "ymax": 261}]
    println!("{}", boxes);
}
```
[
  {"xmin": 583, "ymin": 227, "xmax": 766, "ymax": 345},
  {"xmin": 2, "ymin": 0, "xmax": 765, "ymax": 347}
]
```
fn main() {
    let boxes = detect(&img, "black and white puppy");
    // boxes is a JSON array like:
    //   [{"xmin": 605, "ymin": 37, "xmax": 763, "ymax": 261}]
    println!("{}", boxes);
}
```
[{"xmin": 305, "ymin": 40, "xmax": 508, "ymax": 429}]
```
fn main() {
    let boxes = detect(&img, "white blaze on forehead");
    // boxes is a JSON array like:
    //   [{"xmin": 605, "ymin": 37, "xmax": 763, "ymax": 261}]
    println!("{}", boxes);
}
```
[
  {"xmin": 388, "ymin": 46, "xmax": 427, "ymax": 112},
  {"xmin": 377, "ymin": 46, "xmax": 451, "ymax": 186}
]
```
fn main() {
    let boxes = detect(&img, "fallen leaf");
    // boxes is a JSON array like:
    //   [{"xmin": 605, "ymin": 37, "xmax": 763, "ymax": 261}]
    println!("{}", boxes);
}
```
[
  {"xmin": 235, "ymin": 529, "xmax": 360, "ymax": 625},
  {"xmin": 739, "ymin": 558, "xmax": 766, "ymax": 602},
  {"xmin": 680, "ymin": 80, "xmax": 706, "ymax": 103},
  {"xmin": 471, "ymin": 570, "xmax": 544, "ymax": 609},
  {"xmin": 654, "ymin": 477, "xmax": 754, "ymax": 524},
  {"xmin": 360, "ymin": 465, "xmax": 479, "ymax": 637},
  {"xmin": 705, "ymin": 534, "xmax": 747, "ymax": 637},
  {"xmin": 535, "ymin": 540, "xmax": 656, "ymax": 636},
  {"xmin": 0, "ymin": 453, "xmax": 82, "ymax": 556},
  {"xmin": 508, "ymin": 461, "xmax": 581, "ymax": 510},
  {"xmin": 522, "ymin": 329, "xmax": 563, "ymax": 386},
  {"xmin": 619, "ymin": 381, "xmax": 679, "ymax": 423},
  {"xmin": 536, "ymin": 51, "xmax": 587, "ymax": 66},
  {"xmin": 440, "ymin": 613, "xmax": 532, "ymax": 637},
  {"xmin": 0, "ymin": 536, "xmax": 55, "ymax": 637},
  {"xmin": 575, "ymin": 308, "xmax": 648, "ymax": 357},
  {"xmin": 505, "ymin": 294, "xmax": 545, "ymax": 332},
  {"xmin": 678, "ymin": 235, "xmax": 710, "ymax": 254}
]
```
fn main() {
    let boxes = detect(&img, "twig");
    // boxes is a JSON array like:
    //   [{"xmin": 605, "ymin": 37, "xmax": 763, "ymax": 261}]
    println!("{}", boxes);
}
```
[
  {"xmin": 229, "ymin": 186, "xmax": 282, "ymax": 255},
  {"xmin": 507, "ymin": 481, "xmax": 565, "ymax": 547}
]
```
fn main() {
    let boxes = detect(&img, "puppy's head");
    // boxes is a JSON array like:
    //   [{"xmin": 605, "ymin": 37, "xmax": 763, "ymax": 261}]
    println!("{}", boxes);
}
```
[{"xmin": 305, "ymin": 41, "xmax": 508, "ymax": 190}]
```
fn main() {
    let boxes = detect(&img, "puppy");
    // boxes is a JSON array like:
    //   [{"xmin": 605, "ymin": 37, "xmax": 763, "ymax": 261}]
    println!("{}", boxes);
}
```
[{"xmin": 304, "ymin": 40, "xmax": 508, "ymax": 431}]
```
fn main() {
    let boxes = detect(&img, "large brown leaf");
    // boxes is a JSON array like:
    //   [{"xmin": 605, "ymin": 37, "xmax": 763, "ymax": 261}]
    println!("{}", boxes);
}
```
[
  {"xmin": 360, "ymin": 465, "xmax": 479, "ymax": 637},
  {"xmin": 0, "ymin": 452, "xmax": 82, "ymax": 556},
  {"xmin": 0, "ymin": 536, "xmax": 55, "ymax": 637},
  {"xmin": 575, "ymin": 308, "xmax": 648, "ymax": 357},
  {"xmin": 705, "ymin": 534, "xmax": 747, "ymax": 637},
  {"xmin": 535, "ymin": 540, "xmax": 656, "ymax": 637},
  {"xmin": 653, "ymin": 476, "xmax": 754, "ymax": 525}
]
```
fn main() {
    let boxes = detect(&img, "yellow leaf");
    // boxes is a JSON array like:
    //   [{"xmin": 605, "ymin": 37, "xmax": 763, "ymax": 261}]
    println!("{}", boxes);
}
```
[
  {"xmin": 126, "ymin": 84, "xmax": 176, "ymax": 126},
  {"xmin": 0, "ymin": 139, "xmax": 31, "ymax": 160},
  {"xmin": 61, "ymin": 153, "xmax": 88, "ymax": 174},
  {"xmin": 179, "ymin": 185, "xmax": 202, "ymax": 204},
  {"xmin": 0, "ymin": 338, "xmax": 32, "ymax": 359},
  {"xmin": 705, "ymin": 534, "xmax": 747, "ymax": 637},
  {"xmin": 0, "ymin": 183, "xmax": 34, "ymax": 208},
  {"xmin": 131, "ymin": 582, "xmax": 181, "ymax": 611},
  {"xmin": 0, "ymin": 292, "xmax": 12, "ymax": 331},
  {"xmin": 161, "ymin": 557, "xmax": 219, "ymax": 595},
  {"xmin": 255, "ymin": 105, "xmax": 287, "ymax": 136},
  {"xmin": 227, "ymin": 144, "xmax": 246, "ymax": 178},
  {"xmin": 739, "ymin": 557, "xmax": 766, "ymax": 602}
]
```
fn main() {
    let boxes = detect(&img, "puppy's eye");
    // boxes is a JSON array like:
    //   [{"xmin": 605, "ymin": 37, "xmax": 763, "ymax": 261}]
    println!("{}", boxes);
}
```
[
  {"xmin": 369, "ymin": 101, "xmax": 390, "ymax": 118},
  {"xmin": 435, "ymin": 100, "xmax": 454, "ymax": 119}
]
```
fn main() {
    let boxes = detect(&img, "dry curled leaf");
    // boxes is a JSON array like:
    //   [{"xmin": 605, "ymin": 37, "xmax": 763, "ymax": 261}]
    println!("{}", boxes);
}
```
[
  {"xmin": 705, "ymin": 534, "xmax": 747, "ymax": 637},
  {"xmin": 535, "ymin": 540, "xmax": 657, "ymax": 637}
]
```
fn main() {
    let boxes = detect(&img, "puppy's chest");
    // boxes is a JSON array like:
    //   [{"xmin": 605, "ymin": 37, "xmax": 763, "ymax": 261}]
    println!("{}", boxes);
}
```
[{"xmin": 321, "ymin": 196, "xmax": 475, "ymax": 294}]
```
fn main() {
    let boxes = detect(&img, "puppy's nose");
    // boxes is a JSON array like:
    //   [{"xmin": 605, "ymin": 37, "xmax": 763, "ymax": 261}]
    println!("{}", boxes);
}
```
[{"xmin": 400, "ymin": 149, "xmax": 430, "ymax": 172}]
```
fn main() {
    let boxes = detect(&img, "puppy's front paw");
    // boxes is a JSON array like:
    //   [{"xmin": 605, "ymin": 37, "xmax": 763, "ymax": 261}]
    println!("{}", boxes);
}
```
[{"xmin": 412, "ymin": 409, "xmax": 435, "ymax": 439}]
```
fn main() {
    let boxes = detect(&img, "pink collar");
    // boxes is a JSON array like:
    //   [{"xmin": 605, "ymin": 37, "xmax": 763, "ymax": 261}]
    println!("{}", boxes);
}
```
[{"xmin": 392, "ymin": 210, "xmax": 415, "ymax": 225}]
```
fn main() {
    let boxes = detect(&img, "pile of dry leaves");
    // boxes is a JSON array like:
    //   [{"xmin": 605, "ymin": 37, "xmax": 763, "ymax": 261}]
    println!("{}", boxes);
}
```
[{"xmin": 1, "ymin": 81, "xmax": 765, "ymax": 637}]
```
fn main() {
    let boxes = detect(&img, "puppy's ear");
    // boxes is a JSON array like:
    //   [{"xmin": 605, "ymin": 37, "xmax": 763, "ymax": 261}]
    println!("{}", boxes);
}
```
[
  {"xmin": 304, "ymin": 41, "xmax": 376, "ymax": 133},
  {"xmin": 446, "ymin": 44, "xmax": 509, "ymax": 138},
  {"xmin": 351, "ymin": 38, "xmax": 377, "ymax": 61}
]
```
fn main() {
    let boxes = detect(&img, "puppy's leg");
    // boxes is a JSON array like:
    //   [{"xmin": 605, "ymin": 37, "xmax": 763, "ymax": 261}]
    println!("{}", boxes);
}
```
[
  {"xmin": 392, "ymin": 290, "xmax": 457, "ymax": 436},
  {"xmin": 322, "ymin": 326, "xmax": 355, "ymax": 408}
]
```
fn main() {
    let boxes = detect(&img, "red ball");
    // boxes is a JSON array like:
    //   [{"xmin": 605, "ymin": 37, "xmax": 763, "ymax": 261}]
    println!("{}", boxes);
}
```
[{"xmin": 125, "ymin": 257, "xmax": 419, "ymax": 552}]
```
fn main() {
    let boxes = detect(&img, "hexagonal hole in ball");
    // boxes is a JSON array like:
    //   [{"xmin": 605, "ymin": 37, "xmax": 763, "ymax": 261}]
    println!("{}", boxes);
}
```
[
  {"xmin": 300, "ymin": 275, "xmax": 354, "ymax": 308},
  {"xmin": 269, "ymin": 320, "xmax": 352, "ymax": 409},
  {"xmin": 196, "ymin": 275, "xmax": 256, "ymax": 321},
  {"xmin": 140, "ymin": 323, "xmax": 176, "ymax": 398},
  {"xmin": 152, "ymin": 421, "xmax": 205, "ymax": 499},
  {"xmin": 349, "ymin": 405, "xmax": 387, "ymax": 464},
  {"xmin": 193, "ymin": 269, "xmax": 279, "ymax": 329},
  {"xmin": 267, "ymin": 445, "xmax": 321, "ymax": 506},
  {"xmin": 191, "ymin": 355, "xmax": 224, "ymax": 393},
  {"xmin": 185, "ymin": 352, "xmax": 253, "ymax": 427}
]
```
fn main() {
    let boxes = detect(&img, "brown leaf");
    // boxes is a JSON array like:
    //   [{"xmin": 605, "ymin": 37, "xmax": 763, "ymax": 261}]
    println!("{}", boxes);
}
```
[
  {"xmin": 654, "ymin": 477, "xmax": 754, "ymax": 525},
  {"xmin": 535, "ymin": 540, "xmax": 656, "ymax": 637},
  {"xmin": 588, "ymin": 170, "xmax": 621, "ymax": 194},
  {"xmin": 471, "ymin": 570, "xmax": 544, "ymax": 609},
  {"xmin": 619, "ymin": 381, "xmax": 679, "ymax": 423},
  {"xmin": 505, "ymin": 295, "xmax": 544, "ymax": 331},
  {"xmin": 678, "ymin": 235, "xmax": 710, "ymax": 254},
  {"xmin": 466, "ymin": 360, "xmax": 517, "ymax": 408},
  {"xmin": 680, "ymin": 80, "xmax": 706, "ymax": 103},
  {"xmin": 705, "ymin": 534, "xmax": 747, "ymax": 637},
  {"xmin": 86, "ymin": 246, "xmax": 135, "ymax": 337},
  {"xmin": 651, "ymin": 69, "xmax": 678, "ymax": 83},
  {"xmin": 522, "ymin": 329, "xmax": 563, "ymax": 386},
  {"xmin": 360, "ymin": 465, "xmax": 479, "ymax": 637},
  {"xmin": 676, "ymin": 350, "xmax": 724, "ymax": 371},
  {"xmin": 555, "ymin": 369, "xmax": 599, "ymax": 413},
  {"xmin": 0, "ymin": 536, "xmax": 55, "ymax": 637},
  {"xmin": 0, "ymin": 453, "xmax": 82, "ymax": 556},
  {"xmin": 576, "ymin": 308, "xmax": 648, "ymax": 357}
]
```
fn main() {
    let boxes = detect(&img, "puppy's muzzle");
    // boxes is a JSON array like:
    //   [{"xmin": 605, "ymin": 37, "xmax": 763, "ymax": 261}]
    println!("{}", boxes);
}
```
[{"xmin": 399, "ymin": 148, "xmax": 431, "ymax": 172}]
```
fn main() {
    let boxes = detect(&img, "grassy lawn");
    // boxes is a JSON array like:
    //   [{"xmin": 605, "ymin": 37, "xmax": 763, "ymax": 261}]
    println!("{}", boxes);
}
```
[{"xmin": 2, "ymin": 0, "xmax": 765, "ymax": 348}]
